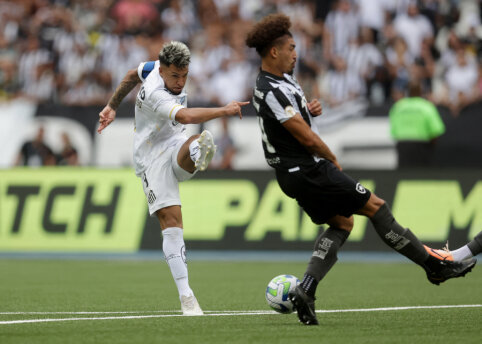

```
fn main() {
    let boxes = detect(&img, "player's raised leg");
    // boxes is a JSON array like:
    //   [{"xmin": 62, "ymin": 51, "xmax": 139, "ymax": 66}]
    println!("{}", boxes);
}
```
[
  {"xmin": 177, "ymin": 131, "xmax": 217, "ymax": 173},
  {"xmin": 157, "ymin": 206, "xmax": 203, "ymax": 316},
  {"xmin": 358, "ymin": 193, "xmax": 477, "ymax": 285}
]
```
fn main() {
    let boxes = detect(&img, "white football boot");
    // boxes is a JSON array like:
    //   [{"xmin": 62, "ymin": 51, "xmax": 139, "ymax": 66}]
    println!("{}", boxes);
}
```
[
  {"xmin": 195, "ymin": 130, "xmax": 216, "ymax": 171},
  {"xmin": 180, "ymin": 295, "xmax": 204, "ymax": 316}
]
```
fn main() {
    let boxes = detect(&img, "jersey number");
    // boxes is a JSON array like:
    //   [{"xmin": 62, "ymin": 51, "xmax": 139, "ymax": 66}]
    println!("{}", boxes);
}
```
[{"xmin": 258, "ymin": 117, "xmax": 276, "ymax": 153}]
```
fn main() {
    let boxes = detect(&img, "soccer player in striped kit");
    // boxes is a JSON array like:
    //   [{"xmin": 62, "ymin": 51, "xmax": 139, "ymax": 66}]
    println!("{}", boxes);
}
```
[{"xmin": 246, "ymin": 14, "xmax": 477, "ymax": 326}]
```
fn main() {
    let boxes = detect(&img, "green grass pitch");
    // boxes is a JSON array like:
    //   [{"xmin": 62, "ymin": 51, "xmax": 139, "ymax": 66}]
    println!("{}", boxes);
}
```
[{"xmin": 0, "ymin": 258, "xmax": 480, "ymax": 344}]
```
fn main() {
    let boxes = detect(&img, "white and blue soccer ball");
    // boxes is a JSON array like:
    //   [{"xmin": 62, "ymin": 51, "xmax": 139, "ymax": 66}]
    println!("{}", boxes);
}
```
[{"xmin": 265, "ymin": 274, "xmax": 300, "ymax": 314}]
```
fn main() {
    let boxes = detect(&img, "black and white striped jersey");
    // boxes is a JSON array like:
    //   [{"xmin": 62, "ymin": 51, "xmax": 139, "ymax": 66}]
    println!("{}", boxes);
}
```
[{"xmin": 252, "ymin": 70, "xmax": 319, "ymax": 169}]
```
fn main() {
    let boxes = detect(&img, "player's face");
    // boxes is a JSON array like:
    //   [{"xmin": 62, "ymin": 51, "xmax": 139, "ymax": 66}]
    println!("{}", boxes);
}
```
[
  {"xmin": 277, "ymin": 37, "xmax": 297, "ymax": 74},
  {"xmin": 159, "ymin": 64, "xmax": 189, "ymax": 95}
]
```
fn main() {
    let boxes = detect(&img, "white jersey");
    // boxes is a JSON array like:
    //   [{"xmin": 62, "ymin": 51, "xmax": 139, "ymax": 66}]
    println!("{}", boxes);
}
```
[{"xmin": 133, "ymin": 60, "xmax": 188, "ymax": 176}]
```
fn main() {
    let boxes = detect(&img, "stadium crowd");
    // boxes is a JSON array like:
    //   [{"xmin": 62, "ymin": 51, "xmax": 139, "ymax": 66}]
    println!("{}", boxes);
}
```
[{"xmin": 0, "ymin": 0, "xmax": 481, "ymax": 115}]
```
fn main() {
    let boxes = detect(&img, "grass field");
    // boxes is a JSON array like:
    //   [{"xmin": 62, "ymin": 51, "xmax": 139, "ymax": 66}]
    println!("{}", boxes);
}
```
[{"xmin": 0, "ymin": 257, "xmax": 480, "ymax": 344}]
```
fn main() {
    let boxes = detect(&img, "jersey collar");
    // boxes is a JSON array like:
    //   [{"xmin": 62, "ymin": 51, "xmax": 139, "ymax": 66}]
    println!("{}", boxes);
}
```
[{"xmin": 260, "ymin": 69, "xmax": 285, "ymax": 81}]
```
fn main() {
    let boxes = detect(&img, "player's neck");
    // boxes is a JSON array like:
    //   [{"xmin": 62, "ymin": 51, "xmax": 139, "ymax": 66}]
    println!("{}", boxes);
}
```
[{"xmin": 261, "ymin": 61, "xmax": 284, "ymax": 78}]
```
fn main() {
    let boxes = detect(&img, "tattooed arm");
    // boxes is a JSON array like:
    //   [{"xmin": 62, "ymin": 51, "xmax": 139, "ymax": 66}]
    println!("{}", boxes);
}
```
[{"xmin": 97, "ymin": 69, "xmax": 141, "ymax": 134}]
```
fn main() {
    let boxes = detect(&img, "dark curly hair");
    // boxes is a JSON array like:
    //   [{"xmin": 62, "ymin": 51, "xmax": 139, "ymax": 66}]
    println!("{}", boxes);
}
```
[{"xmin": 246, "ymin": 14, "xmax": 292, "ymax": 57}]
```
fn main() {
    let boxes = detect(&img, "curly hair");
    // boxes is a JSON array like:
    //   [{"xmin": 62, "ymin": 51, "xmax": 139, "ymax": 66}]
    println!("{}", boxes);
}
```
[{"xmin": 246, "ymin": 14, "xmax": 292, "ymax": 57}]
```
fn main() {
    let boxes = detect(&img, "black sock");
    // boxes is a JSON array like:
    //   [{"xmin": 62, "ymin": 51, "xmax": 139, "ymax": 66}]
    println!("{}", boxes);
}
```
[
  {"xmin": 300, "ymin": 274, "xmax": 318, "ymax": 298},
  {"xmin": 467, "ymin": 231, "xmax": 482, "ymax": 256},
  {"xmin": 304, "ymin": 227, "xmax": 350, "ymax": 295},
  {"xmin": 370, "ymin": 203, "xmax": 428, "ymax": 265}
]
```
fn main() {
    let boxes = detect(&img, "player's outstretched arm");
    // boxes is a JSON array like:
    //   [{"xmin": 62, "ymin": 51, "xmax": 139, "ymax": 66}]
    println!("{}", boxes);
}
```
[
  {"xmin": 175, "ymin": 101, "xmax": 249, "ymax": 124},
  {"xmin": 282, "ymin": 114, "xmax": 342, "ymax": 170},
  {"xmin": 97, "ymin": 69, "xmax": 141, "ymax": 134}
]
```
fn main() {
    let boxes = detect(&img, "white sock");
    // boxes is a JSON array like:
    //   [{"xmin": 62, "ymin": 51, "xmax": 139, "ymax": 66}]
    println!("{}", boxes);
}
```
[
  {"xmin": 189, "ymin": 140, "xmax": 200, "ymax": 163},
  {"xmin": 162, "ymin": 227, "xmax": 193, "ymax": 298},
  {"xmin": 451, "ymin": 245, "xmax": 473, "ymax": 261}
]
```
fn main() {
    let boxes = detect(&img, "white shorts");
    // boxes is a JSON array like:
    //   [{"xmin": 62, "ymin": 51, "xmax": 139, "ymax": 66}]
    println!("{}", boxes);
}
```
[{"xmin": 140, "ymin": 140, "xmax": 196, "ymax": 216}]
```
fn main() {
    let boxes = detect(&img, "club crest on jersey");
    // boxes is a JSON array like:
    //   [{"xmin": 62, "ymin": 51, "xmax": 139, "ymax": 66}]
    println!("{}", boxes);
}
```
[{"xmin": 356, "ymin": 183, "xmax": 366, "ymax": 194}]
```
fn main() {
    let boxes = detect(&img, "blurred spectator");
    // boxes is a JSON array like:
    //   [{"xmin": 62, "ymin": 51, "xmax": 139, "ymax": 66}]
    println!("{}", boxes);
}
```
[
  {"xmin": 110, "ymin": 0, "xmax": 160, "ymax": 35},
  {"xmin": 196, "ymin": 0, "xmax": 220, "ymax": 28},
  {"xmin": 393, "ymin": 1, "xmax": 434, "ymax": 58},
  {"xmin": 15, "ymin": 126, "xmax": 56, "ymax": 166},
  {"xmin": 465, "ymin": 24, "xmax": 482, "ymax": 57},
  {"xmin": 210, "ymin": 117, "xmax": 236, "ymax": 170},
  {"xmin": 22, "ymin": 62, "xmax": 56, "ymax": 102},
  {"xmin": 0, "ymin": 32, "xmax": 18, "ymax": 62},
  {"xmin": 18, "ymin": 36, "xmax": 52, "ymax": 90},
  {"xmin": 58, "ymin": 42, "xmax": 96, "ymax": 87},
  {"xmin": 441, "ymin": 46, "xmax": 480, "ymax": 115},
  {"xmin": 389, "ymin": 83, "xmax": 445, "ymax": 168},
  {"xmin": 0, "ymin": 59, "xmax": 20, "ymax": 100},
  {"xmin": 161, "ymin": 0, "xmax": 197, "ymax": 42},
  {"xmin": 208, "ymin": 50, "xmax": 252, "ymax": 106},
  {"xmin": 319, "ymin": 56, "xmax": 364, "ymax": 108},
  {"xmin": 0, "ymin": 0, "xmax": 480, "ymax": 123},
  {"xmin": 57, "ymin": 132, "xmax": 79, "ymax": 166},
  {"xmin": 344, "ymin": 27, "xmax": 385, "ymax": 102},
  {"xmin": 61, "ymin": 72, "xmax": 110, "ymax": 106},
  {"xmin": 103, "ymin": 36, "xmax": 148, "ymax": 89},
  {"xmin": 323, "ymin": 0, "xmax": 359, "ymax": 63},
  {"xmin": 437, "ymin": 30, "xmax": 463, "ymax": 75},
  {"xmin": 386, "ymin": 36, "xmax": 413, "ymax": 100},
  {"xmin": 354, "ymin": 0, "xmax": 392, "ymax": 43}
]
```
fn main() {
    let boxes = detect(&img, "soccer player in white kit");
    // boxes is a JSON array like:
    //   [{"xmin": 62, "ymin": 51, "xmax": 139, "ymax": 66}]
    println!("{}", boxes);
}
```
[{"xmin": 98, "ymin": 41, "xmax": 248, "ymax": 315}]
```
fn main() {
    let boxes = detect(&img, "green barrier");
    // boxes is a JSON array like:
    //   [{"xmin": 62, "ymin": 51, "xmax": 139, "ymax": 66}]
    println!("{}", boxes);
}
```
[
  {"xmin": 181, "ymin": 180, "xmax": 259, "ymax": 240},
  {"xmin": 182, "ymin": 178, "xmax": 373, "ymax": 243},
  {"xmin": 0, "ymin": 168, "xmax": 146, "ymax": 252},
  {"xmin": 393, "ymin": 180, "xmax": 482, "ymax": 241},
  {"xmin": 1, "ymin": 168, "xmax": 481, "ymax": 251}
]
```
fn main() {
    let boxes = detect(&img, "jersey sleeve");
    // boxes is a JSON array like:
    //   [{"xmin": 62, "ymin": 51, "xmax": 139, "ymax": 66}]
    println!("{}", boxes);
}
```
[
  {"xmin": 137, "ymin": 61, "xmax": 156, "ymax": 82},
  {"xmin": 150, "ymin": 90, "xmax": 185, "ymax": 121},
  {"xmin": 426, "ymin": 102, "xmax": 445, "ymax": 139},
  {"xmin": 265, "ymin": 86, "xmax": 299, "ymax": 123}
]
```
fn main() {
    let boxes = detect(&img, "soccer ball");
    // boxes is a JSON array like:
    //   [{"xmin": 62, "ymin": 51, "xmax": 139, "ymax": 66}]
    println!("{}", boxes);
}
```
[{"xmin": 265, "ymin": 274, "xmax": 300, "ymax": 314}]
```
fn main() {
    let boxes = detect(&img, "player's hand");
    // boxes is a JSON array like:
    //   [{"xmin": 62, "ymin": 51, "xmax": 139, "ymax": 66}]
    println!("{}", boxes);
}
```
[
  {"xmin": 97, "ymin": 105, "xmax": 116, "ymax": 134},
  {"xmin": 307, "ymin": 99, "xmax": 322, "ymax": 116},
  {"xmin": 224, "ymin": 101, "xmax": 250, "ymax": 119}
]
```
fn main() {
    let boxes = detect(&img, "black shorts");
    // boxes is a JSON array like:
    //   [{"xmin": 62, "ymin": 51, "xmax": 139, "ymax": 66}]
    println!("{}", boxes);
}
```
[{"xmin": 275, "ymin": 160, "xmax": 371, "ymax": 224}]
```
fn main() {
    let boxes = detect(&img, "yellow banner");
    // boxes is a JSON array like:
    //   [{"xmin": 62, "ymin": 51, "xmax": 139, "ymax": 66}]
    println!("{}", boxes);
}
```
[
  {"xmin": 0, "ymin": 168, "xmax": 146, "ymax": 252},
  {"xmin": 1, "ymin": 168, "xmax": 481, "ymax": 251}
]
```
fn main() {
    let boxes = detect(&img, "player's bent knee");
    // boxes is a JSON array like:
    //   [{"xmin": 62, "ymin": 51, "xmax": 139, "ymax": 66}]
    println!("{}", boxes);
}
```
[
  {"xmin": 358, "ymin": 193, "xmax": 386, "ymax": 217},
  {"xmin": 370, "ymin": 194, "xmax": 386, "ymax": 207},
  {"xmin": 338, "ymin": 216, "xmax": 354, "ymax": 232},
  {"xmin": 156, "ymin": 207, "xmax": 182, "ymax": 229},
  {"xmin": 327, "ymin": 215, "xmax": 354, "ymax": 232}
]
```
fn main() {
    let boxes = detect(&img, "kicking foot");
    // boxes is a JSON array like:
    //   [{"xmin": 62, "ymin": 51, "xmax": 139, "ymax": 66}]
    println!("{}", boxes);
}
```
[
  {"xmin": 180, "ymin": 294, "xmax": 203, "ymax": 316},
  {"xmin": 424, "ymin": 244, "xmax": 454, "ymax": 261},
  {"xmin": 288, "ymin": 285, "xmax": 318, "ymax": 325},
  {"xmin": 195, "ymin": 130, "xmax": 216, "ymax": 172},
  {"xmin": 423, "ymin": 245, "xmax": 477, "ymax": 285}
]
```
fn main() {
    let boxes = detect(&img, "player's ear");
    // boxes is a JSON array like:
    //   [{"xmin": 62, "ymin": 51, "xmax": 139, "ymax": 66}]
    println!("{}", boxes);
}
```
[{"xmin": 270, "ymin": 46, "xmax": 278, "ymax": 59}]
